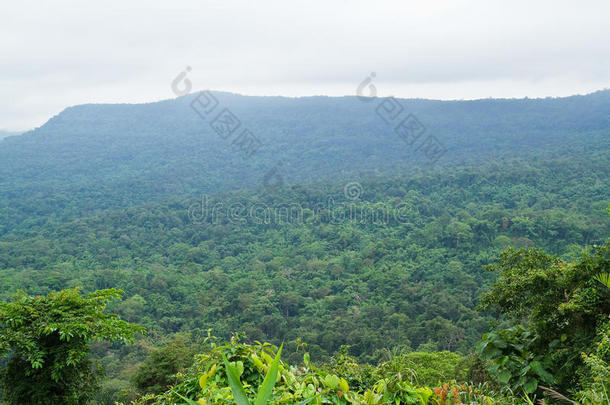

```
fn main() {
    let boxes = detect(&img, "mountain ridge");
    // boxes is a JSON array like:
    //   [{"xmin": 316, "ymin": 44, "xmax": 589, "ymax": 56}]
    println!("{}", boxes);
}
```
[
  {"xmin": 10, "ymin": 88, "xmax": 610, "ymax": 139},
  {"xmin": 0, "ymin": 89, "xmax": 608, "ymax": 235}
]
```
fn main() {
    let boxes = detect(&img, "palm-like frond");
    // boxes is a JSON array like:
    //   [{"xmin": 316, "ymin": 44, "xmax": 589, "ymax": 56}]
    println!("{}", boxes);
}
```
[
  {"xmin": 594, "ymin": 273, "xmax": 610, "ymax": 289},
  {"xmin": 539, "ymin": 385, "xmax": 578, "ymax": 404}
]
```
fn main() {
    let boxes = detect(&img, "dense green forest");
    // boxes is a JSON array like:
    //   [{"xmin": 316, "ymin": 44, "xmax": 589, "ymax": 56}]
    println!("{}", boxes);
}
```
[
  {"xmin": 0, "ymin": 92, "xmax": 608, "ymax": 403},
  {"xmin": 1, "ymin": 90, "xmax": 609, "ymax": 236}
]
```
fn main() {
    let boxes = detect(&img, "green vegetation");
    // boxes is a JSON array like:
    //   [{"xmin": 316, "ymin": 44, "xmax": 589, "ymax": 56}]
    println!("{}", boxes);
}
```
[
  {"xmin": 0, "ymin": 93, "xmax": 608, "ymax": 403},
  {"xmin": 2, "ymin": 91, "xmax": 609, "ymax": 237},
  {"xmin": 0, "ymin": 288, "xmax": 142, "ymax": 404},
  {"xmin": 0, "ymin": 156, "xmax": 607, "ymax": 403},
  {"xmin": 125, "ymin": 336, "xmax": 559, "ymax": 404},
  {"xmin": 131, "ymin": 337, "xmax": 453, "ymax": 404},
  {"xmin": 131, "ymin": 335, "xmax": 196, "ymax": 395},
  {"xmin": 478, "ymin": 244, "xmax": 610, "ymax": 393},
  {"xmin": 129, "ymin": 242, "xmax": 610, "ymax": 404}
]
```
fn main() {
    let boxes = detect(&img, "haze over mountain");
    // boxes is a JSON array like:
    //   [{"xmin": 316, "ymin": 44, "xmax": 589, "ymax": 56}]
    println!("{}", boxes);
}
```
[
  {"xmin": 1, "ymin": 90, "xmax": 609, "ymax": 202},
  {"xmin": 0, "ymin": 130, "xmax": 21, "ymax": 140}
]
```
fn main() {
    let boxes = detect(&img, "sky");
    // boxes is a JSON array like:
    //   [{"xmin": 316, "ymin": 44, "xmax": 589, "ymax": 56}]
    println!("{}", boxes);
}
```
[{"xmin": 1, "ymin": 0, "xmax": 609, "ymax": 131}]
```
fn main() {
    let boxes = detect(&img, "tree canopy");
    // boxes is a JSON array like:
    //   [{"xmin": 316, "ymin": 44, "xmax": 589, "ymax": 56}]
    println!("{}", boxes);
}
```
[{"xmin": 0, "ymin": 288, "xmax": 143, "ymax": 404}]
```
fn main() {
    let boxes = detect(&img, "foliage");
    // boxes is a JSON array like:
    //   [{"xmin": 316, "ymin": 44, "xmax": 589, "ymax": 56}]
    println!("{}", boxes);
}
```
[
  {"xmin": 132, "ymin": 334, "xmax": 196, "ymax": 395},
  {"xmin": 479, "ymin": 242, "xmax": 610, "ymax": 392},
  {"xmin": 0, "ymin": 167, "xmax": 606, "ymax": 401},
  {"xmin": 0, "ymin": 288, "xmax": 143, "ymax": 404},
  {"xmin": 595, "ymin": 273, "xmax": 610, "ymax": 289},
  {"xmin": 477, "ymin": 326, "xmax": 554, "ymax": 394},
  {"xmin": 321, "ymin": 345, "xmax": 378, "ymax": 393},
  {"xmin": 130, "ymin": 338, "xmax": 537, "ymax": 405},
  {"xmin": 0, "ymin": 96, "xmax": 608, "ymax": 401},
  {"xmin": 2, "ymin": 90, "xmax": 610, "ymax": 239},
  {"xmin": 219, "ymin": 342, "xmax": 289, "ymax": 405},
  {"xmin": 0, "ymin": 164, "xmax": 607, "ymax": 369},
  {"xmin": 431, "ymin": 381, "xmax": 527, "ymax": 405},
  {"xmin": 577, "ymin": 319, "xmax": 610, "ymax": 404},
  {"xmin": 375, "ymin": 350, "xmax": 467, "ymax": 387}
]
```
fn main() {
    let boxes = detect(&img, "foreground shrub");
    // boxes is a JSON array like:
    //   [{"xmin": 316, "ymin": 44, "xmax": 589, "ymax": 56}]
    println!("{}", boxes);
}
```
[
  {"xmin": 130, "ymin": 337, "xmax": 533, "ymax": 405},
  {"xmin": 479, "ymin": 243, "xmax": 610, "ymax": 392},
  {"xmin": 0, "ymin": 288, "xmax": 143, "ymax": 405},
  {"xmin": 374, "ymin": 349, "xmax": 467, "ymax": 387},
  {"xmin": 576, "ymin": 318, "xmax": 610, "ymax": 404},
  {"xmin": 132, "ymin": 334, "xmax": 196, "ymax": 395}
]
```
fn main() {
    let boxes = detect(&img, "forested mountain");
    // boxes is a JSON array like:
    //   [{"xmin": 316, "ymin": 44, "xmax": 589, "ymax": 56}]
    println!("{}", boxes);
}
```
[
  {"xmin": 1, "ymin": 90, "xmax": 609, "ymax": 236},
  {"xmin": 0, "ymin": 91, "xmax": 608, "ymax": 404}
]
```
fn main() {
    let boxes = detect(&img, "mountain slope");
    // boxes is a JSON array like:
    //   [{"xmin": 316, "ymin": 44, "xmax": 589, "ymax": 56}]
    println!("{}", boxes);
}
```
[{"xmin": 0, "ymin": 90, "xmax": 609, "ymax": 235}]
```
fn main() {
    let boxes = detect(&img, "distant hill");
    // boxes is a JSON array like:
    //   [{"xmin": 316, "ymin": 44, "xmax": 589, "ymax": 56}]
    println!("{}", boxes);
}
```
[
  {"xmin": 0, "ymin": 130, "xmax": 22, "ymax": 140},
  {"xmin": 0, "ymin": 90, "xmax": 609, "ymax": 234}
]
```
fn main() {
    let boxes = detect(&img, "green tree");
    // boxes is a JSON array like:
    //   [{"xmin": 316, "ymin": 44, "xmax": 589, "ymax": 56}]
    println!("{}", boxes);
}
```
[
  {"xmin": 445, "ymin": 221, "xmax": 473, "ymax": 248},
  {"xmin": 479, "ymin": 243, "xmax": 610, "ymax": 390},
  {"xmin": 132, "ymin": 334, "xmax": 195, "ymax": 395},
  {"xmin": 0, "ymin": 288, "xmax": 143, "ymax": 405}
]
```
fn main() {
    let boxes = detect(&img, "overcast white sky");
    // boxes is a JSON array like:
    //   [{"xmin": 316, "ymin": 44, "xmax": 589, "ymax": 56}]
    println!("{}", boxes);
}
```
[{"xmin": 1, "ymin": 0, "xmax": 609, "ymax": 131}]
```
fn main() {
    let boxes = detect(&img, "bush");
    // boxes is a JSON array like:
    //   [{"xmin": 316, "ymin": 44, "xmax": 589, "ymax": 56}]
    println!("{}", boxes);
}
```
[
  {"xmin": 0, "ymin": 288, "xmax": 143, "ymax": 405},
  {"xmin": 132, "ymin": 334, "xmax": 196, "ymax": 395},
  {"xmin": 129, "ymin": 337, "xmax": 532, "ymax": 405}
]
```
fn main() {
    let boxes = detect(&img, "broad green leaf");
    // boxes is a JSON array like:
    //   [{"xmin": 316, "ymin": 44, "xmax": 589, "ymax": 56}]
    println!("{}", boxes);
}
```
[
  {"xmin": 230, "ymin": 360, "xmax": 245, "ymax": 378},
  {"xmin": 261, "ymin": 351, "xmax": 273, "ymax": 365},
  {"xmin": 254, "ymin": 344, "xmax": 282, "ymax": 405},
  {"xmin": 199, "ymin": 364, "xmax": 217, "ymax": 388},
  {"xmin": 595, "ymin": 273, "xmax": 610, "ymax": 289},
  {"xmin": 523, "ymin": 378, "xmax": 538, "ymax": 394},
  {"xmin": 338, "ymin": 377, "xmax": 349, "ymax": 393},
  {"xmin": 252, "ymin": 355, "xmax": 264, "ymax": 371},
  {"xmin": 222, "ymin": 352, "xmax": 250, "ymax": 405},
  {"xmin": 323, "ymin": 374, "xmax": 340, "ymax": 389},
  {"xmin": 303, "ymin": 352, "xmax": 310, "ymax": 367},
  {"xmin": 475, "ymin": 339, "xmax": 488, "ymax": 353},
  {"xmin": 483, "ymin": 347, "xmax": 502, "ymax": 359},
  {"xmin": 175, "ymin": 392, "xmax": 203, "ymax": 405},
  {"xmin": 295, "ymin": 395, "xmax": 320, "ymax": 405},
  {"xmin": 529, "ymin": 360, "xmax": 553, "ymax": 382},
  {"xmin": 498, "ymin": 369, "xmax": 511, "ymax": 384}
]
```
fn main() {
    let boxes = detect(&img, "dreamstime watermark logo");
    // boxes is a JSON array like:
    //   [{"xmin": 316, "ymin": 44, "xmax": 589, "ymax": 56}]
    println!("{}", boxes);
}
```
[
  {"xmin": 187, "ymin": 183, "xmax": 412, "ymax": 226},
  {"xmin": 171, "ymin": 66, "xmax": 193, "ymax": 96},
  {"xmin": 170, "ymin": 67, "xmax": 284, "ymax": 191},
  {"xmin": 356, "ymin": 73, "xmax": 447, "ymax": 164},
  {"xmin": 356, "ymin": 72, "xmax": 377, "ymax": 101},
  {"xmin": 343, "ymin": 181, "xmax": 363, "ymax": 200}
]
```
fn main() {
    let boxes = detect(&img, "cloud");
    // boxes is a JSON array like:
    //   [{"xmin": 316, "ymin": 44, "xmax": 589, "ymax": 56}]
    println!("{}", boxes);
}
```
[{"xmin": 1, "ymin": 0, "xmax": 609, "ymax": 130}]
